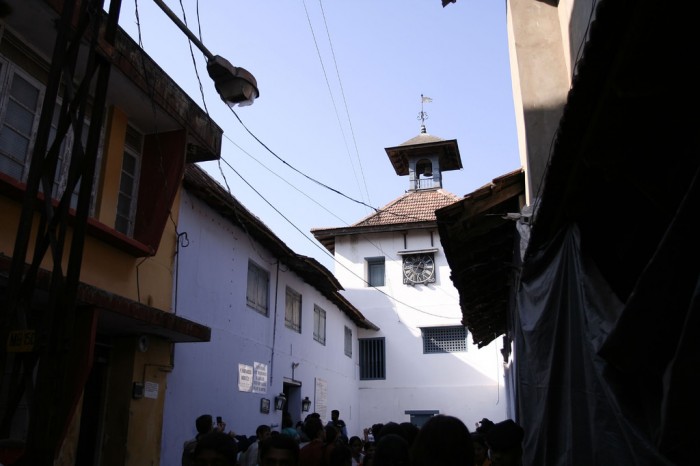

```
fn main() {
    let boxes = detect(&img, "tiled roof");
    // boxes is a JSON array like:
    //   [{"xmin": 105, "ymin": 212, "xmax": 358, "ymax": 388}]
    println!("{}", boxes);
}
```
[
  {"xmin": 353, "ymin": 189, "xmax": 462, "ymax": 227},
  {"xmin": 311, "ymin": 189, "xmax": 462, "ymax": 254}
]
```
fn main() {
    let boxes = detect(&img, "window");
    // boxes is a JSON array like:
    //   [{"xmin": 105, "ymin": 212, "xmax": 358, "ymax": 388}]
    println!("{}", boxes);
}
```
[
  {"xmin": 0, "ymin": 62, "xmax": 43, "ymax": 181},
  {"xmin": 366, "ymin": 257, "xmax": 385, "ymax": 287},
  {"xmin": 421, "ymin": 326, "xmax": 468, "ymax": 354},
  {"xmin": 246, "ymin": 261, "xmax": 269, "ymax": 316},
  {"xmin": 359, "ymin": 337, "xmax": 385, "ymax": 380},
  {"xmin": 285, "ymin": 287, "xmax": 301, "ymax": 332},
  {"xmin": 48, "ymin": 103, "xmax": 102, "ymax": 212},
  {"xmin": 344, "ymin": 326, "xmax": 352, "ymax": 357},
  {"xmin": 313, "ymin": 305, "xmax": 326, "ymax": 345},
  {"xmin": 115, "ymin": 124, "xmax": 142, "ymax": 236}
]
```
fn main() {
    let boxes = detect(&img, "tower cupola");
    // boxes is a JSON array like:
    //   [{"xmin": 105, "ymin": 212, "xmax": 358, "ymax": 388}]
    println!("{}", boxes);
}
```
[{"xmin": 385, "ymin": 95, "xmax": 462, "ymax": 191}]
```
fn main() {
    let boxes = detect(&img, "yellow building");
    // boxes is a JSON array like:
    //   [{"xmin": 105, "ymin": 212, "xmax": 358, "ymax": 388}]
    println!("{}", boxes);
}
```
[{"xmin": 0, "ymin": 1, "xmax": 222, "ymax": 463}]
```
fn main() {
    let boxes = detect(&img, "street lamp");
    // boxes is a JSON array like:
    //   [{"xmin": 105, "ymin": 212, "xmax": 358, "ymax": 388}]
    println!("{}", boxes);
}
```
[
  {"xmin": 153, "ymin": 0, "xmax": 259, "ymax": 107},
  {"xmin": 301, "ymin": 396, "xmax": 312, "ymax": 412},
  {"xmin": 206, "ymin": 55, "xmax": 259, "ymax": 107},
  {"xmin": 274, "ymin": 393, "xmax": 287, "ymax": 411}
]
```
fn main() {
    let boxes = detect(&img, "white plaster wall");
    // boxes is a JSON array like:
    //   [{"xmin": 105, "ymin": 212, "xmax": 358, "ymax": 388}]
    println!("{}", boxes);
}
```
[
  {"xmin": 334, "ymin": 229, "xmax": 507, "ymax": 431},
  {"xmin": 160, "ymin": 192, "xmax": 363, "ymax": 465}
]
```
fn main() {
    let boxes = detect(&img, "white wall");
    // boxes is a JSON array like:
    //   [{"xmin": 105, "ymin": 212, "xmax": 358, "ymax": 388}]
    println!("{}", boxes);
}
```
[
  {"xmin": 335, "ymin": 228, "xmax": 507, "ymax": 431},
  {"xmin": 160, "ymin": 192, "xmax": 363, "ymax": 465}
]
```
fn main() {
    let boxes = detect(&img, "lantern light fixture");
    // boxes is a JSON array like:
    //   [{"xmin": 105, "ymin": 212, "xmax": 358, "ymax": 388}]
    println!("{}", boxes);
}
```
[
  {"xmin": 274, "ymin": 393, "xmax": 287, "ymax": 411},
  {"xmin": 301, "ymin": 396, "xmax": 312, "ymax": 412}
]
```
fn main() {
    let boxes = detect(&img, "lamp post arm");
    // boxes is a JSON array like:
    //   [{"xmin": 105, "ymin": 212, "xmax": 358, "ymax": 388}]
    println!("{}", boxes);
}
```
[{"xmin": 152, "ymin": 0, "xmax": 213, "ymax": 60}]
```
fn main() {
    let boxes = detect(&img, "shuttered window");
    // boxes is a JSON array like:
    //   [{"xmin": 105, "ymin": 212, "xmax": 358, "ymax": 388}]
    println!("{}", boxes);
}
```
[
  {"xmin": 313, "ymin": 305, "xmax": 326, "ymax": 344},
  {"xmin": 285, "ymin": 287, "xmax": 302, "ymax": 333},
  {"xmin": 246, "ymin": 261, "xmax": 269, "ymax": 316}
]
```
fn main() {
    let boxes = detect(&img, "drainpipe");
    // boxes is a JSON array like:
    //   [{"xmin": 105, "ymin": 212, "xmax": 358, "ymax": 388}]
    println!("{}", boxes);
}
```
[{"xmin": 270, "ymin": 260, "xmax": 281, "ymax": 387}]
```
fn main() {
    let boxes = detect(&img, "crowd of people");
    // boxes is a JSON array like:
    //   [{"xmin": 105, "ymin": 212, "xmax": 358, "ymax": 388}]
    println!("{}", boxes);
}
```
[{"xmin": 182, "ymin": 410, "xmax": 524, "ymax": 466}]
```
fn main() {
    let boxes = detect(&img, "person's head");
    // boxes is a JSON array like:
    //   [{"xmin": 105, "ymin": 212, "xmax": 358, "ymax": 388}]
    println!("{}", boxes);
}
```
[
  {"xmin": 196, "ymin": 414, "xmax": 214, "ymax": 435},
  {"xmin": 409, "ymin": 414, "xmax": 473, "ymax": 466},
  {"xmin": 475, "ymin": 418, "xmax": 495, "ymax": 435},
  {"xmin": 260, "ymin": 434, "xmax": 300, "ymax": 466},
  {"xmin": 303, "ymin": 416, "xmax": 325, "ymax": 441},
  {"xmin": 484, "ymin": 420, "xmax": 523, "ymax": 466},
  {"xmin": 371, "ymin": 423, "xmax": 385, "ymax": 442},
  {"xmin": 373, "ymin": 434, "xmax": 409, "ymax": 466},
  {"xmin": 331, "ymin": 409, "xmax": 340, "ymax": 421},
  {"xmin": 349, "ymin": 436, "xmax": 363, "ymax": 456},
  {"xmin": 398, "ymin": 423, "xmax": 419, "ymax": 446},
  {"xmin": 378, "ymin": 422, "xmax": 402, "ymax": 440},
  {"xmin": 257, "ymin": 424, "xmax": 272, "ymax": 442},
  {"xmin": 194, "ymin": 431, "xmax": 238, "ymax": 466}
]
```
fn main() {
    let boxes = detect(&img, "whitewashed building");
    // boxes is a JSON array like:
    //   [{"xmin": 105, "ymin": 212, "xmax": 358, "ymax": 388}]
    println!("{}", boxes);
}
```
[
  {"xmin": 159, "ymin": 165, "xmax": 377, "ymax": 465},
  {"xmin": 312, "ymin": 125, "xmax": 507, "ymax": 432}
]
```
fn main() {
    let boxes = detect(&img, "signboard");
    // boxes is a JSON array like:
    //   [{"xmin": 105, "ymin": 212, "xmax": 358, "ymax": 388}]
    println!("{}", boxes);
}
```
[
  {"xmin": 144, "ymin": 381, "xmax": 159, "ymax": 399},
  {"xmin": 7, "ymin": 330, "xmax": 35, "ymax": 353},
  {"xmin": 315, "ymin": 377, "xmax": 328, "ymax": 420},
  {"xmin": 239, "ymin": 364, "xmax": 253, "ymax": 392},
  {"xmin": 253, "ymin": 362, "xmax": 268, "ymax": 394}
]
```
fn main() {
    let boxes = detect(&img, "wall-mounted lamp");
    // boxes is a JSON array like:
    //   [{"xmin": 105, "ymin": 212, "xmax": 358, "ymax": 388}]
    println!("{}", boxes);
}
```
[
  {"xmin": 153, "ymin": 0, "xmax": 259, "ymax": 107},
  {"xmin": 301, "ymin": 396, "xmax": 312, "ymax": 412},
  {"xmin": 274, "ymin": 393, "xmax": 287, "ymax": 411}
]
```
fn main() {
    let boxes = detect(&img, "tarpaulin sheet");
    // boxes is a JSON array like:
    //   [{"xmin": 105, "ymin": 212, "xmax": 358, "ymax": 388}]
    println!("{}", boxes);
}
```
[{"xmin": 513, "ymin": 219, "xmax": 700, "ymax": 465}]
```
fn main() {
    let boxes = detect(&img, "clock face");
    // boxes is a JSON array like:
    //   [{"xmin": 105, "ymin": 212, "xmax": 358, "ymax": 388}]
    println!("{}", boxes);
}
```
[{"xmin": 403, "ymin": 254, "xmax": 435, "ymax": 284}]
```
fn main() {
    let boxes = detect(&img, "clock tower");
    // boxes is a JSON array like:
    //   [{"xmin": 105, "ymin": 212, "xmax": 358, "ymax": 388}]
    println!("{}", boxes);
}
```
[
  {"xmin": 311, "ymin": 108, "xmax": 506, "ymax": 431},
  {"xmin": 383, "ymin": 123, "xmax": 463, "ymax": 285}
]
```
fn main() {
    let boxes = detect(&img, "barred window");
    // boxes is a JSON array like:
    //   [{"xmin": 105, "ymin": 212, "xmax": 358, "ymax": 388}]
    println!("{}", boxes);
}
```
[
  {"xmin": 344, "ymin": 326, "xmax": 352, "ymax": 357},
  {"xmin": 285, "ymin": 287, "xmax": 302, "ymax": 333},
  {"xmin": 421, "ymin": 326, "xmax": 468, "ymax": 354},
  {"xmin": 359, "ymin": 337, "xmax": 385, "ymax": 380},
  {"xmin": 313, "ymin": 305, "xmax": 326, "ymax": 344},
  {"xmin": 246, "ymin": 261, "xmax": 269, "ymax": 316}
]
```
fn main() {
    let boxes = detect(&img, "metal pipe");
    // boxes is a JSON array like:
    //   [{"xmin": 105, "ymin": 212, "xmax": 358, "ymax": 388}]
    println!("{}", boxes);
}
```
[{"xmin": 152, "ymin": 0, "xmax": 214, "ymax": 60}]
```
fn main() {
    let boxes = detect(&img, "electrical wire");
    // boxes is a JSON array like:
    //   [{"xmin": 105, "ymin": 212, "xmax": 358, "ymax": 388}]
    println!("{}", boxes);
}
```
[
  {"xmin": 220, "ymin": 155, "xmax": 457, "ymax": 319},
  {"xmin": 317, "ymin": 0, "xmax": 372, "ymax": 208}
]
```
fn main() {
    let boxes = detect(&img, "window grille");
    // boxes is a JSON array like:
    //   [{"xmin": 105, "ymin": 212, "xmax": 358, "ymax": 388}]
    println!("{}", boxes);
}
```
[
  {"xmin": 359, "ymin": 337, "xmax": 386, "ymax": 380},
  {"xmin": 422, "ymin": 326, "xmax": 468, "ymax": 353},
  {"xmin": 246, "ymin": 261, "xmax": 269, "ymax": 316}
]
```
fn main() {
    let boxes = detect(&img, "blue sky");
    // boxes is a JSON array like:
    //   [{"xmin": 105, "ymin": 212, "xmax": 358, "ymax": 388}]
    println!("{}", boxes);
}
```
[{"xmin": 117, "ymin": 0, "xmax": 520, "ymax": 270}]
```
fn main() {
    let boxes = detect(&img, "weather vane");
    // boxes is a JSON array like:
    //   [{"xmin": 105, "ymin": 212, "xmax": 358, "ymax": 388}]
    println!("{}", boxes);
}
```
[{"xmin": 418, "ymin": 94, "xmax": 432, "ymax": 132}]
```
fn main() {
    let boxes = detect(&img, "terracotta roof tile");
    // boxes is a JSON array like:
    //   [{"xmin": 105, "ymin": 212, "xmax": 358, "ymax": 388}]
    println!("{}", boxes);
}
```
[{"xmin": 353, "ymin": 189, "xmax": 461, "ymax": 227}]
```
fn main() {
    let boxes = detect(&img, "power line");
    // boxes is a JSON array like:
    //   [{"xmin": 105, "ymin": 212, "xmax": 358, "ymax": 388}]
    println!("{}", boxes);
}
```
[{"xmin": 317, "ymin": 0, "xmax": 372, "ymax": 207}]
